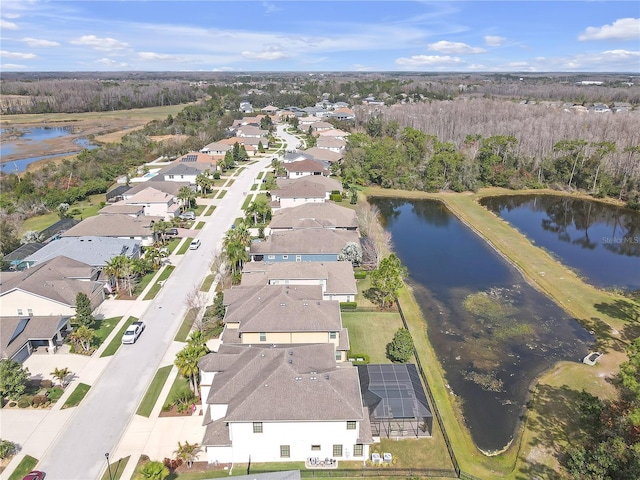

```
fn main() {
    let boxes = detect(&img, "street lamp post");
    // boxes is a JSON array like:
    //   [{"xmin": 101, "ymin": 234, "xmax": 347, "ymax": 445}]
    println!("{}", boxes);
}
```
[{"xmin": 105, "ymin": 452, "xmax": 113, "ymax": 480}]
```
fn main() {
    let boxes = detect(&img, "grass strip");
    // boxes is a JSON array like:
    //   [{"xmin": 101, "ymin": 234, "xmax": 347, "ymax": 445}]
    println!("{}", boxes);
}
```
[
  {"xmin": 195, "ymin": 221, "xmax": 205, "ymax": 230},
  {"xmin": 163, "ymin": 375, "xmax": 191, "ymax": 409},
  {"xmin": 174, "ymin": 308, "xmax": 198, "ymax": 342},
  {"xmin": 217, "ymin": 189, "xmax": 227, "ymax": 199},
  {"xmin": 250, "ymin": 183, "xmax": 258, "ymax": 191},
  {"xmin": 165, "ymin": 237, "xmax": 181, "ymax": 253},
  {"xmin": 136, "ymin": 366, "xmax": 172, "ymax": 417},
  {"xmin": 204, "ymin": 205, "xmax": 216, "ymax": 216},
  {"xmin": 225, "ymin": 179, "xmax": 235, "ymax": 187},
  {"xmin": 143, "ymin": 265, "xmax": 175, "ymax": 300},
  {"xmin": 92, "ymin": 316, "xmax": 122, "ymax": 347},
  {"xmin": 100, "ymin": 316, "xmax": 137, "ymax": 357},
  {"xmin": 132, "ymin": 271, "xmax": 155, "ymax": 297},
  {"xmin": 62, "ymin": 383, "xmax": 91, "ymax": 409},
  {"xmin": 241, "ymin": 195, "xmax": 252, "ymax": 210},
  {"xmin": 100, "ymin": 455, "xmax": 130, "ymax": 480},
  {"xmin": 257, "ymin": 171, "xmax": 264, "ymax": 179},
  {"xmin": 193, "ymin": 204, "xmax": 206, "ymax": 215},
  {"xmin": 7, "ymin": 455, "xmax": 38, "ymax": 480},
  {"xmin": 176, "ymin": 239, "xmax": 191, "ymax": 255},
  {"xmin": 200, "ymin": 274, "xmax": 215, "ymax": 292}
]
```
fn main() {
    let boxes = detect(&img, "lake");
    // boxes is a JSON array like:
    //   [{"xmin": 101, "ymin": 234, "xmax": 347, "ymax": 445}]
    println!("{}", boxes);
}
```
[
  {"xmin": 370, "ymin": 197, "xmax": 593, "ymax": 453},
  {"xmin": 480, "ymin": 195, "xmax": 640, "ymax": 291}
]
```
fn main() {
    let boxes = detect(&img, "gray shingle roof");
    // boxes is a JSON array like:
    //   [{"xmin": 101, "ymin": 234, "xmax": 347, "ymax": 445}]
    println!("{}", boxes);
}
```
[
  {"xmin": 275, "ymin": 176, "xmax": 342, "ymax": 195},
  {"xmin": 283, "ymin": 159, "xmax": 328, "ymax": 175},
  {"xmin": 250, "ymin": 229, "xmax": 360, "ymax": 256},
  {"xmin": 303, "ymin": 147, "xmax": 342, "ymax": 163},
  {"xmin": 200, "ymin": 344, "xmax": 364, "ymax": 422},
  {"xmin": 24, "ymin": 237, "xmax": 140, "ymax": 267},
  {"xmin": 269, "ymin": 203, "xmax": 358, "ymax": 230},
  {"xmin": 123, "ymin": 181, "xmax": 190, "ymax": 197},
  {"xmin": 1, "ymin": 315, "xmax": 70, "ymax": 360},
  {"xmin": 61, "ymin": 214, "xmax": 161, "ymax": 238}
]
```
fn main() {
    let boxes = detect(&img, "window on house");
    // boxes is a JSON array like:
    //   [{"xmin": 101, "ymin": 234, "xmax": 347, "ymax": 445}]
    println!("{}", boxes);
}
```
[
  {"xmin": 333, "ymin": 444, "xmax": 343, "ymax": 457},
  {"xmin": 168, "ymin": 175, "xmax": 174, "ymax": 179},
  {"xmin": 259, "ymin": 332, "xmax": 266, "ymax": 342},
  {"xmin": 282, "ymin": 255, "xmax": 288, "ymax": 259},
  {"xmin": 268, "ymin": 255, "xmax": 275, "ymax": 260},
  {"xmin": 17, "ymin": 309, "xmax": 24, "ymax": 316},
  {"xmin": 330, "ymin": 331, "xmax": 337, "ymax": 339},
  {"xmin": 280, "ymin": 445, "xmax": 290, "ymax": 458},
  {"xmin": 335, "ymin": 352, "xmax": 342, "ymax": 361},
  {"xmin": 253, "ymin": 422, "xmax": 263, "ymax": 433},
  {"xmin": 353, "ymin": 444, "xmax": 364, "ymax": 456},
  {"xmin": 27, "ymin": 309, "xmax": 33, "ymax": 316},
  {"xmin": 180, "ymin": 175, "xmax": 184, "ymax": 179},
  {"xmin": 311, "ymin": 445, "xmax": 321, "ymax": 451},
  {"xmin": 347, "ymin": 421, "xmax": 356, "ymax": 430}
]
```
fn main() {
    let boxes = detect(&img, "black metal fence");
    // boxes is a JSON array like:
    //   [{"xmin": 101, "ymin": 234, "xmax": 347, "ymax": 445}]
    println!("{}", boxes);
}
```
[{"xmin": 246, "ymin": 468, "xmax": 459, "ymax": 478}]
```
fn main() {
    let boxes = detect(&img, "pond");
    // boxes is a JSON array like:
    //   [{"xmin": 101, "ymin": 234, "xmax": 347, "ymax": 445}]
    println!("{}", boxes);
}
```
[
  {"xmin": 0, "ymin": 126, "xmax": 97, "ymax": 173},
  {"xmin": 370, "ymin": 197, "xmax": 593, "ymax": 453},
  {"xmin": 480, "ymin": 195, "xmax": 640, "ymax": 291}
]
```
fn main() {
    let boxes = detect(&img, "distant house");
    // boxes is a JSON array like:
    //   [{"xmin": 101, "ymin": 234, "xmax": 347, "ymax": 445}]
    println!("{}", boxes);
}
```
[
  {"xmin": 155, "ymin": 161, "xmax": 216, "ymax": 185},
  {"xmin": 358, "ymin": 364, "xmax": 433, "ymax": 438},
  {"xmin": 261, "ymin": 105, "xmax": 279, "ymax": 114},
  {"xmin": 105, "ymin": 185, "xmax": 131, "ymax": 203},
  {"xmin": 0, "ymin": 256, "xmax": 105, "ymax": 318},
  {"xmin": 303, "ymin": 147, "xmax": 343, "ymax": 164},
  {"xmin": 220, "ymin": 284, "xmax": 350, "ymax": 360},
  {"xmin": 590, "ymin": 103, "xmax": 611, "ymax": 113},
  {"xmin": 198, "ymin": 343, "xmax": 371, "ymax": 463},
  {"xmin": 316, "ymin": 136, "xmax": 346, "ymax": 153},
  {"xmin": 2, "ymin": 243, "xmax": 46, "ymax": 271},
  {"xmin": 235, "ymin": 126, "xmax": 269, "ymax": 138},
  {"xmin": 175, "ymin": 151, "xmax": 220, "ymax": 168},
  {"xmin": 123, "ymin": 181, "xmax": 191, "ymax": 199},
  {"xmin": 269, "ymin": 203, "xmax": 358, "ymax": 231},
  {"xmin": 201, "ymin": 141, "xmax": 233, "ymax": 156},
  {"xmin": 22, "ymin": 236, "xmax": 141, "ymax": 268},
  {"xmin": 61, "ymin": 214, "xmax": 161, "ymax": 246},
  {"xmin": 310, "ymin": 121, "xmax": 333, "ymax": 132},
  {"xmin": 239, "ymin": 101, "xmax": 254, "ymax": 113},
  {"xmin": 282, "ymin": 151, "xmax": 311, "ymax": 163},
  {"xmin": 317, "ymin": 129, "xmax": 349, "ymax": 140},
  {"xmin": 115, "ymin": 187, "xmax": 181, "ymax": 219},
  {"xmin": 98, "ymin": 204, "xmax": 145, "ymax": 216},
  {"xmin": 242, "ymin": 261, "xmax": 357, "ymax": 302},
  {"xmin": 329, "ymin": 108, "xmax": 355, "ymax": 121},
  {"xmin": 249, "ymin": 229, "xmax": 360, "ymax": 262},
  {"xmin": 271, "ymin": 176, "xmax": 343, "ymax": 210},
  {"xmin": 284, "ymin": 159, "xmax": 329, "ymax": 179},
  {"xmin": 1, "ymin": 315, "xmax": 72, "ymax": 362}
]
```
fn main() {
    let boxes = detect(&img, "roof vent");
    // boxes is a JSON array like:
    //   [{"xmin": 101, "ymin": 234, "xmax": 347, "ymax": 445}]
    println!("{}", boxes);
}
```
[
  {"xmin": 310, "ymin": 376, "xmax": 317, "ymax": 381},
  {"xmin": 324, "ymin": 374, "xmax": 330, "ymax": 380},
  {"xmin": 280, "ymin": 303, "xmax": 286, "ymax": 306},
  {"xmin": 288, "ymin": 359, "xmax": 293, "ymax": 364},
  {"xmin": 289, "ymin": 351, "xmax": 293, "ymax": 355}
]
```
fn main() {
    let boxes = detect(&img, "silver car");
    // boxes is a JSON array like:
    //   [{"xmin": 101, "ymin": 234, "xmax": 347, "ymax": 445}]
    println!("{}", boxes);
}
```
[{"xmin": 121, "ymin": 321, "xmax": 145, "ymax": 344}]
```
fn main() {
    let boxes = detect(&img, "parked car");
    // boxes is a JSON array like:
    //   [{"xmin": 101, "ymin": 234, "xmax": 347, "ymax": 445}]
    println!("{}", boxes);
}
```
[
  {"xmin": 179, "ymin": 211, "xmax": 196, "ymax": 220},
  {"xmin": 22, "ymin": 472, "xmax": 46, "ymax": 480},
  {"xmin": 167, "ymin": 228, "xmax": 179, "ymax": 236},
  {"xmin": 122, "ymin": 321, "xmax": 146, "ymax": 344},
  {"xmin": 189, "ymin": 238, "xmax": 201, "ymax": 250}
]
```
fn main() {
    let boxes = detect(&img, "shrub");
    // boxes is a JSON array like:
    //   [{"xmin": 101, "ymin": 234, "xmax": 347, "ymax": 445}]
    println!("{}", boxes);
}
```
[
  {"xmin": 213, "ymin": 172, "xmax": 221, "ymax": 180},
  {"xmin": 354, "ymin": 271, "xmax": 367, "ymax": 279},
  {"xmin": 329, "ymin": 193, "xmax": 343, "ymax": 202},
  {"xmin": 32, "ymin": 395, "xmax": 48, "ymax": 407},
  {"xmin": 340, "ymin": 302, "xmax": 358, "ymax": 310},
  {"xmin": 386, "ymin": 328, "xmax": 414, "ymax": 363},
  {"xmin": 40, "ymin": 379, "xmax": 53, "ymax": 389},
  {"xmin": 0, "ymin": 439, "xmax": 17, "ymax": 459},
  {"xmin": 47, "ymin": 387, "xmax": 64, "ymax": 402},
  {"xmin": 163, "ymin": 457, "xmax": 183, "ymax": 470},
  {"xmin": 17, "ymin": 395, "xmax": 33, "ymax": 408}
]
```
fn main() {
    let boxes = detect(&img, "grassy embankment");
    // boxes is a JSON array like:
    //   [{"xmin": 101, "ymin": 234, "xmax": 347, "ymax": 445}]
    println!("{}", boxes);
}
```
[{"xmin": 364, "ymin": 186, "xmax": 638, "ymax": 478}]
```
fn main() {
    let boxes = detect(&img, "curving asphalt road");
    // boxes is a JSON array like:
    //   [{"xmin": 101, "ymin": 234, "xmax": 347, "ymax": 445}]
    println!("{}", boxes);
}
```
[{"xmin": 35, "ymin": 156, "xmax": 274, "ymax": 479}]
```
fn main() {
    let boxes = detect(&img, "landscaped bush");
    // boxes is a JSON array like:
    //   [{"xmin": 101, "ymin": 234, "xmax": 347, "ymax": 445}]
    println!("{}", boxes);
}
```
[
  {"xmin": 17, "ymin": 395, "xmax": 33, "ymax": 408},
  {"xmin": 340, "ymin": 302, "xmax": 358, "ymax": 310},
  {"xmin": 0, "ymin": 439, "xmax": 17, "ymax": 459},
  {"xmin": 330, "ymin": 193, "xmax": 343, "ymax": 202},
  {"xmin": 354, "ymin": 271, "xmax": 367, "ymax": 279},
  {"xmin": 31, "ymin": 395, "xmax": 48, "ymax": 407},
  {"xmin": 47, "ymin": 387, "xmax": 64, "ymax": 402},
  {"xmin": 163, "ymin": 457, "xmax": 183, "ymax": 470},
  {"xmin": 40, "ymin": 379, "xmax": 53, "ymax": 389}
]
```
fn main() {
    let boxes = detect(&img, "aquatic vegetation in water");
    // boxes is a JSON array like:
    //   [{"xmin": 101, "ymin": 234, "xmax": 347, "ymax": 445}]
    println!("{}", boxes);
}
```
[
  {"xmin": 462, "ymin": 369, "xmax": 504, "ymax": 392},
  {"xmin": 463, "ymin": 289, "xmax": 516, "ymax": 322}
]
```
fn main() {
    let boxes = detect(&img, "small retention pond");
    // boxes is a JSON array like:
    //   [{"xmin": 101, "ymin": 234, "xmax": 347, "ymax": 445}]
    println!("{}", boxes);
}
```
[
  {"xmin": 480, "ymin": 195, "xmax": 640, "ymax": 291},
  {"xmin": 370, "ymin": 197, "xmax": 593, "ymax": 453},
  {"xmin": 0, "ymin": 126, "xmax": 97, "ymax": 173}
]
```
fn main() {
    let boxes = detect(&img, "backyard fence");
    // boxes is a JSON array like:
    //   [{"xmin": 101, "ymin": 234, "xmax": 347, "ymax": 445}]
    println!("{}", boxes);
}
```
[{"xmin": 247, "ymin": 468, "xmax": 459, "ymax": 478}]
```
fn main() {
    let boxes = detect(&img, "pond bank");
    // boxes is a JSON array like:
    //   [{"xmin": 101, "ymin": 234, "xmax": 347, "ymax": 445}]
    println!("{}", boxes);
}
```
[{"xmin": 363, "ymin": 186, "xmax": 636, "ymax": 478}]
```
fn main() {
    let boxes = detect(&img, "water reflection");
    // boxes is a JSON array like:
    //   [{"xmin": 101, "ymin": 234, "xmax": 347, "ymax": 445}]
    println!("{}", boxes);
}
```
[
  {"xmin": 370, "ymin": 197, "xmax": 593, "ymax": 453},
  {"xmin": 481, "ymin": 195, "xmax": 640, "ymax": 291}
]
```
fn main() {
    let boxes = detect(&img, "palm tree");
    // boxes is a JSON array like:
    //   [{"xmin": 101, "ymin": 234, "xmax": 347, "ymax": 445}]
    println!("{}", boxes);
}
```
[
  {"xmin": 175, "ymin": 343, "xmax": 208, "ymax": 393},
  {"xmin": 195, "ymin": 173, "xmax": 213, "ymax": 197},
  {"xmin": 177, "ymin": 186, "xmax": 196, "ymax": 209},
  {"xmin": 174, "ymin": 441, "xmax": 201, "ymax": 469},
  {"xmin": 140, "ymin": 460, "xmax": 169, "ymax": 480},
  {"xmin": 51, "ymin": 367, "xmax": 71, "ymax": 388},
  {"xmin": 104, "ymin": 255, "xmax": 128, "ymax": 293},
  {"xmin": 153, "ymin": 220, "xmax": 172, "ymax": 245}
]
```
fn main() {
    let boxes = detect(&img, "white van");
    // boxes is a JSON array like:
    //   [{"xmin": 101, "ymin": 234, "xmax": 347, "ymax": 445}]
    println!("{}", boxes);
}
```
[{"xmin": 189, "ymin": 238, "xmax": 201, "ymax": 250}]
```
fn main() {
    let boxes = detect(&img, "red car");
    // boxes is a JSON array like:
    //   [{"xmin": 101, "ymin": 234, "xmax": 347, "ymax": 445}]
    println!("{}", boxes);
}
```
[{"xmin": 22, "ymin": 472, "xmax": 45, "ymax": 480}]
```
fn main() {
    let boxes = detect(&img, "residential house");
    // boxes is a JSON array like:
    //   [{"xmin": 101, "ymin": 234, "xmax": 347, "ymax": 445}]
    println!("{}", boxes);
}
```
[
  {"xmin": 22, "ymin": 237, "xmax": 141, "ymax": 268},
  {"xmin": 271, "ymin": 176, "xmax": 343, "ymax": 210},
  {"xmin": 261, "ymin": 105, "xmax": 279, "ymax": 114},
  {"xmin": 105, "ymin": 185, "xmax": 131, "ymax": 203},
  {"xmin": 317, "ymin": 129, "xmax": 349, "ymax": 140},
  {"xmin": 201, "ymin": 141, "xmax": 233, "ymax": 156},
  {"xmin": 1, "ymin": 315, "xmax": 72, "ymax": 362},
  {"xmin": 199, "ymin": 343, "xmax": 371, "ymax": 463},
  {"xmin": 310, "ymin": 121, "xmax": 333, "ymax": 133},
  {"xmin": 115, "ymin": 187, "xmax": 181, "ymax": 219},
  {"xmin": 122, "ymin": 181, "xmax": 191, "ymax": 199},
  {"xmin": 220, "ymin": 284, "xmax": 350, "ymax": 360},
  {"xmin": 282, "ymin": 151, "xmax": 311, "ymax": 163},
  {"xmin": 269, "ymin": 203, "xmax": 357, "ymax": 231},
  {"xmin": 239, "ymin": 101, "xmax": 254, "ymax": 113},
  {"xmin": 175, "ymin": 151, "xmax": 220, "ymax": 169},
  {"xmin": 358, "ymin": 364, "xmax": 434, "ymax": 438},
  {"xmin": 284, "ymin": 159, "xmax": 329, "ymax": 179},
  {"xmin": 316, "ymin": 136, "xmax": 346, "ymax": 153},
  {"xmin": 61, "ymin": 214, "xmax": 161, "ymax": 246},
  {"xmin": 241, "ymin": 261, "xmax": 357, "ymax": 302},
  {"xmin": 329, "ymin": 108, "xmax": 355, "ymax": 121},
  {"xmin": 303, "ymin": 147, "xmax": 342, "ymax": 165},
  {"xmin": 99, "ymin": 204, "xmax": 145, "ymax": 216},
  {"xmin": 2, "ymin": 243, "xmax": 46, "ymax": 271},
  {"xmin": 249, "ymin": 229, "xmax": 360, "ymax": 262},
  {"xmin": 590, "ymin": 103, "xmax": 611, "ymax": 113},
  {"xmin": 236, "ymin": 126, "xmax": 269, "ymax": 138},
  {"xmin": 0, "ymin": 255, "xmax": 105, "ymax": 318},
  {"xmin": 154, "ymin": 161, "xmax": 216, "ymax": 187}
]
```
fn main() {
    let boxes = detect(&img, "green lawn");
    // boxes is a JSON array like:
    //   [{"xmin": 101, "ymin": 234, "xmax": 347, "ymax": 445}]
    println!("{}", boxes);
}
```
[
  {"xmin": 19, "ymin": 193, "xmax": 106, "ymax": 235},
  {"xmin": 62, "ymin": 383, "xmax": 91, "ymax": 408},
  {"xmin": 7, "ymin": 455, "xmax": 38, "ymax": 480},
  {"xmin": 165, "ymin": 237, "xmax": 181, "ymax": 253},
  {"xmin": 136, "ymin": 365, "xmax": 172, "ymax": 417},
  {"xmin": 225, "ymin": 179, "xmax": 235, "ymax": 187},
  {"xmin": 143, "ymin": 266, "xmax": 175, "ymax": 300},
  {"xmin": 163, "ymin": 375, "xmax": 191, "ymax": 409},
  {"xmin": 250, "ymin": 183, "xmax": 258, "ymax": 191},
  {"xmin": 342, "ymin": 312, "xmax": 404, "ymax": 363},
  {"xmin": 20, "ymin": 212, "xmax": 59, "ymax": 236},
  {"xmin": 132, "ymin": 270, "xmax": 156, "ymax": 297},
  {"xmin": 193, "ymin": 204, "xmax": 206, "ymax": 215},
  {"xmin": 233, "ymin": 217, "xmax": 244, "ymax": 227},
  {"xmin": 204, "ymin": 206, "xmax": 216, "ymax": 216},
  {"xmin": 241, "ymin": 195, "xmax": 253, "ymax": 210},
  {"xmin": 217, "ymin": 189, "xmax": 227, "ymax": 199},
  {"xmin": 176, "ymin": 239, "xmax": 191, "ymax": 255},
  {"xmin": 100, "ymin": 316, "xmax": 137, "ymax": 357},
  {"xmin": 195, "ymin": 221, "xmax": 205, "ymax": 230},
  {"xmin": 200, "ymin": 274, "xmax": 215, "ymax": 292},
  {"xmin": 174, "ymin": 308, "xmax": 198, "ymax": 342},
  {"xmin": 100, "ymin": 455, "xmax": 130, "ymax": 480},
  {"xmin": 256, "ymin": 171, "xmax": 264, "ymax": 179},
  {"xmin": 92, "ymin": 316, "xmax": 122, "ymax": 346}
]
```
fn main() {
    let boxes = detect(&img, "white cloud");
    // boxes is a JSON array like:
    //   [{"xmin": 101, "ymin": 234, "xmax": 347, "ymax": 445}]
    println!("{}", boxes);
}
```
[
  {"xmin": 529, "ymin": 49, "xmax": 640, "ymax": 72},
  {"xmin": 0, "ymin": 50, "xmax": 36, "ymax": 59},
  {"xmin": 427, "ymin": 40, "xmax": 485, "ymax": 54},
  {"xmin": 395, "ymin": 55, "xmax": 463, "ymax": 67},
  {"xmin": 137, "ymin": 52, "xmax": 186, "ymax": 62},
  {"xmin": 352, "ymin": 64, "xmax": 374, "ymax": 71},
  {"xmin": 0, "ymin": 19, "xmax": 18, "ymax": 30},
  {"xmin": 261, "ymin": 2, "xmax": 280, "ymax": 14},
  {"xmin": 70, "ymin": 35, "xmax": 128, "ymax": 51},
  {"xmin": 212, "ymin": 66, "xmax": 235, "ymax": 71},
  {"xmin": 22, "ymin": 37, "xmax": 60, "ymax": 47},
  {"xmin": 95, "ymin": 58, "xmax": 130, "ymax": 68},
  {"xmin": 2, "ymin": 63, "xmax": 28, "ymax": 69},
  {"xmin": 484, "ymin": 35, "xmax": 506, "ymax": 47},
  {"xmin": 3, "ymin": 13, "xmax": 20, "ymax": 19},
  {"xmin": 241, "ymin": 50, "xmax": 288, "ymax": 60},
  {"xmin": 579, "ymin": 18, "xmax": 640, "ymax": 41}
]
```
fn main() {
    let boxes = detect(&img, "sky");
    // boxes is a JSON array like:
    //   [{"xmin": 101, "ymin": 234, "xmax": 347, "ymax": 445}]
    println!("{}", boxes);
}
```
[{"xmin": 1, "ymin": 1, "xmax": 639, "ymax": 72}]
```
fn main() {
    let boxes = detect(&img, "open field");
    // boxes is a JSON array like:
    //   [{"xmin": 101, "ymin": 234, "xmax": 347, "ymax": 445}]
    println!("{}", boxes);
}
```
[{"xmin": 363, "ymin": 186, "xmax": 638, "ymax": 478}]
